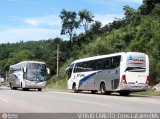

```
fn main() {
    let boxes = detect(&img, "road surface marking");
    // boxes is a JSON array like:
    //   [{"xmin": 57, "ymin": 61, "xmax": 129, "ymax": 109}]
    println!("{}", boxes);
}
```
[{"xmin": 76, "ymin": 99, "xmax": 110, "ymax": 107}]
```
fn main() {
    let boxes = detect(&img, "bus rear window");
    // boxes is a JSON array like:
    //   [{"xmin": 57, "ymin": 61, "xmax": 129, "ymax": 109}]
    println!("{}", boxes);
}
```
[{"xmin": 125, "ymin": 67, "xmax": 146, "ymax": 72}]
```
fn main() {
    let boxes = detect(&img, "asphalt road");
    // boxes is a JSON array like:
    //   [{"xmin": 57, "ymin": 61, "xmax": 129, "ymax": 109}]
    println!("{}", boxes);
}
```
[{"xmin": 0, "ymin": 86, "xmax": 160, "ymax": 113}]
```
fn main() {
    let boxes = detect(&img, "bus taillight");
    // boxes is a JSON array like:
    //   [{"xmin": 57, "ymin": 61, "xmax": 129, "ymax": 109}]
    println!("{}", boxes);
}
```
[
  {"xmin": 121, "ymin": 75, "xmax": 127, "ymax": 84},
  {"xmin": 145, "ymin": 76, "xmax": 150, "ymax": 85}
]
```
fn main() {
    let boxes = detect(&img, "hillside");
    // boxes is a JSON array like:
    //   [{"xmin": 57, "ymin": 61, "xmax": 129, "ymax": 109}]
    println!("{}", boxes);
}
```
[
  {"xmin": 0, "ymin": 0, "xmax": 160, "ymax": 86},
  {"xmin": 0, "ymin": 38, "xmax": 70, "ymax": 77},
  {"xmin": 58, "ymin": 0, "xmax": 160, "ymax": 86}
]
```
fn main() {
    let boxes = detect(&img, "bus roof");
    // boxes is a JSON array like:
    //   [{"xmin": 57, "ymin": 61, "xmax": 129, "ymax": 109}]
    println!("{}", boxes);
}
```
[
  {"xmin": 71, "ymin": 52, "xmax": 146, "ymax": 64},
  {"xmin": 10, "ymin": 61, "xmax": 46, "ymax": 68}
]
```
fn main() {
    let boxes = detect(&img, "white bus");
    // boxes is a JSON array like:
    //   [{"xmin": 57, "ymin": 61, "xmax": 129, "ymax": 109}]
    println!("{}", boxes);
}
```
[
  {"xmin": 66, "ymin": 52, "xmax": 149, "ymax": 96},
  {"xmin": 9, "ymin": 61, "xmax": 50, "ymax": 91}
]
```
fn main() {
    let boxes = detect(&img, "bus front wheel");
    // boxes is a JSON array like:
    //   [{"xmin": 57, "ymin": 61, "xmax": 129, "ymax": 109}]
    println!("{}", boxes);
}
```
[
  {"xmin": 10, "ymin": 83, "xmax": 17, "ymax": 90},
  {"xmin": 10, "ymin": 83, "xmax": 13, "ymax": 90},
  {"xmin": 38, "ymin": 88, "xmax": 42, "ymax": 91},
  {"xmin": 119, "ymin": 92, "xmax": 130, "ymax": 96},
  {"xmin": 91, "ymin": 90, "xmax": 97, "ymax": 94},
  {"xmin": 72, "ymin": 83, "xmax": 78, "ymax": 93}
]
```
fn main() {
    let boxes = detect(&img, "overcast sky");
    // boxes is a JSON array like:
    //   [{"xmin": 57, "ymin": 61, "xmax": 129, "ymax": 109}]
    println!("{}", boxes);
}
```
[{"xmin": 0, "ymin": 0, "xmax": 143, "ymax": 43}]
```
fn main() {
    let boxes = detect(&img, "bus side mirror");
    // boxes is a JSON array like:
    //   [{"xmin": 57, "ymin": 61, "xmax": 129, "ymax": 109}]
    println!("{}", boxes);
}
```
[
  {"xmin": 23, "ymin": 67, "xmax": 27, "ymax": 73},
  {"xmin": 47, "ymin": 68, "xmax": 50, "ymax": 75}
]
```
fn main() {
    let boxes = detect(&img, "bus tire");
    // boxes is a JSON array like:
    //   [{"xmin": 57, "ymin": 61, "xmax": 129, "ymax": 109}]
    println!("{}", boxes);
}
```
[
  {"xmin": 106, "ymin": 91, "xmax": 111, "ymax": 95},
  {"xmin": 13, "ymin": 87, "xmax": 17, "ymax": 90},
  {"xmin": 91, "ymin": 90, "xmax": 97, "ymax": 94},
  {"xmin": 10, "ymin": 83, "xmax": 13, "ymax": 90},
  {"xmin": 100, "ymin": 83, "xmax": 106, "ymax": 95},
  {"xmin": 22, "ymin": 88, "xmax": 29, "ymax": 91},
  {"xmin": 72, "ymin": 83, "xmax": 78, "ymax": 93},
  {"xmin": 38, "ymin": 88, "xmax": 42, "ymax": 91},
  {"xmin": 21, "ymin": 82, "xmax": 23, "ymax": 88},
  {"xmin": 119, "ymin": 92, "xmax": 130, "ymax": 96}
]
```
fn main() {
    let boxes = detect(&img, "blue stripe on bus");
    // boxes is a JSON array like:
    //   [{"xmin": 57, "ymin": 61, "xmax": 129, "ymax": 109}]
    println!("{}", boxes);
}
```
[{"xmin": 78, "ymin": 71, "xmax": 101, "ymax": 88}]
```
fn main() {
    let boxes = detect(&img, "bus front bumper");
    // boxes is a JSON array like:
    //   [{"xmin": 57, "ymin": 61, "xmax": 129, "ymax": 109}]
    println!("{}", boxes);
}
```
[{"xmin": 25, "ymin": 80, "xmax": 46, "ymax": 89}]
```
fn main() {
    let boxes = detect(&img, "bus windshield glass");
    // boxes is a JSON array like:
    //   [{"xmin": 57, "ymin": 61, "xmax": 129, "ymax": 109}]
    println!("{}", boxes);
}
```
[{"xmin": 26, "ymin": 63, "xmax": 46, "ymax": 81}]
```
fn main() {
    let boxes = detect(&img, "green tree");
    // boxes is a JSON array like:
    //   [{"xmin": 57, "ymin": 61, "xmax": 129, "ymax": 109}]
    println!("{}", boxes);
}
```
[
  {"xmin": 9, "ymin": 50, "xmax": 35, "ymax": 64},
  {"xmin": 90, "ymin": 21, "xmax": 102, "ymax": 35},
  {"xmin": 123, "ymin": 5, "xmax": 141, "ymax": 25},
  {"xmin": 151, "ymin": 3, "xmax": 160, "ymax": 17},
  {"xmin": 139, "ymin": 0, "xmax": 160, "ymax": 15},
  {"xmin": 59, "ymin": 9, "xmax": 80, "ymax": 45},
  {"xmin": 78, "ymin": 9, "xmax": 94, "ymax": 32}
]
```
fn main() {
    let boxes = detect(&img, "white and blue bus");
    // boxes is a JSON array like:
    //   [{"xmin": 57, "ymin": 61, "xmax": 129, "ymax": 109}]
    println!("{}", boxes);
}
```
[
  {"xmin": 66, "ymin": 52, "xmax": 149, "ymax": 96},
  {"xmin": 9, "ymin": 61, "xmax": 50, "ymax": 91}
]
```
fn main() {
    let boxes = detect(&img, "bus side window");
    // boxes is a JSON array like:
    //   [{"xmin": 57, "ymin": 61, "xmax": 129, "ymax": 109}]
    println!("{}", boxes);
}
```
[
  {"xmin": 87, "ymin": 61, "xmax": 94, "ymax": 71},
  {"xmin": 101, "ymin": 58, "xmax": 110, "ymax": 70},
  {"xmin": 77, "ymin": 62, "xmax": 83, "ymax": 72},
  {"xmin": 97, "ymin": 59, "xmax": 102, "ymax": 70},
  {"xmin": 82, "ymin": 62, "xmax": 87, "ymax": 72},
  {"xmin": 110, "ymin": 56, "xmax": 121, "ymax": 69}
]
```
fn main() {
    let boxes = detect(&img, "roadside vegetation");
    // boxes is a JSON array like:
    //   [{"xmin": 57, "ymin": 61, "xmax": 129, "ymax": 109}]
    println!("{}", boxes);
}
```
[
  {"xmin": 135, "ymin": 90, "xmax": 160, "ymax": 96},
  {"xmin": 0, "ymin": 0, "xmax": 160, "ymax": 94}
]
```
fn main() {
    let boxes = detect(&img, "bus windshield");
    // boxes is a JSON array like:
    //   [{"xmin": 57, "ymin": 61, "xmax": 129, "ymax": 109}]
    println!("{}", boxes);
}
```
[{"xmin": 26, "ymin": 63, "xmax": 46, "ymax": 81}]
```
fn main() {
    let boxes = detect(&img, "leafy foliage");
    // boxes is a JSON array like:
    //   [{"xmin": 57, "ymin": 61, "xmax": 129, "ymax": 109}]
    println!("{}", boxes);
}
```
[
  {"xmin": 59, "ymin": 9, "xmax": 80, "ymax": 44},
  {"xmin": 0, "ymin": 38, "xmax": 69, "ymax": 78},
  {"xmin": 78, "ymin": 9, "xmax": 94, "ymax": 32}
]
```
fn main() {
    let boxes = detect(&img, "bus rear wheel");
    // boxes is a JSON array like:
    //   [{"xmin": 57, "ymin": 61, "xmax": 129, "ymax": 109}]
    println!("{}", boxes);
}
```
[
  {"xmin": 10, "ymin": 83, "xmax": 13, "ymax": 90},
  {"xmin": 38, "ymin": 88, "xmax": 42, "ymax": 91},
  {"xmin": 91, "ymin": 90, "xmax": 97, "ymax": 94},
  {"xmin": 10, "ymin": 83, "xmax": 17, "ymax": 90},
  {"xmin": 22, "ymin": 88, "xmax": 29, "ymax": 91},
  {"xmin": 119, "ymin": 92, "xmax": 130, "ymax": 96},
  {"xmin": 72, "ymin": 83, "xmax": 78, "ymax": 93},
  {"xmin": 100, "ymin": 83, "xmax": 106, "ymax": 94}
]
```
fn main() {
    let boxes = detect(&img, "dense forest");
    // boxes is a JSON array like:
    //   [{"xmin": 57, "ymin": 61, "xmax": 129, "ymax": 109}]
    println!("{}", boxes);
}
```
[{"xmin": 0, "ymin": 0, "xmax": 160, "ymax": 85}]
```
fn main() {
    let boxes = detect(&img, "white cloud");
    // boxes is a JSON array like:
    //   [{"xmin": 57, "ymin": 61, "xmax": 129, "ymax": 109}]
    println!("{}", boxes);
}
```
[
  {"xmin": 24, "ymin": 15, "xmax": 60, "ymax": 27},
  {"xmin": 25, "ymin": 19, "xmax": 42, "ymax": 26},
  {"xmin": 117, "ymin": 0, "xmax": 143, "ymax": 4},
  {"xmin": 0, "ymin": 14, "xmax": 67, "ymax": 43},
  {"xmin": 0, "ymin": 14, "xmax": 125, "ymax": 43},
  {"xmin": 94, "ymin": 14, "xmax": 124, "ymax": 26},
  {"xmin": 0, "ymin": 28, "xmax": 61, "ymax": 43}
]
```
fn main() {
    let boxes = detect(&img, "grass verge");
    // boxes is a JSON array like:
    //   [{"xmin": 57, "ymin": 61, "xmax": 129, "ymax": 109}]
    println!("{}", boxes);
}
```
[
  {"xmin": 135, "ymin": 90, "xmax": 160, "ymax": 96},
  {"xmin": 45, "ymin": 76, "xmax": 67, "ymax": 90},
  {"xmin": 45, "ymin": 77, "xmax": 160, "ymax": 96}
]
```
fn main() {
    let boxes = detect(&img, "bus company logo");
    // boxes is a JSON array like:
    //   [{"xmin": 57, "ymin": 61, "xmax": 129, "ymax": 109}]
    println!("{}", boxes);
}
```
[
  {"xmin": 128, "ymin": 55, "xmax": 145, "ymax": 64},
  {"xmin": 128, "ymin": 55, "xmax": 133, "ymax": 60},
  {"xmin": 1, "ymin": 113, "xmax": 8, "ymax": 119},
  {"xmin": 77, "ymin": 74, "xmax": 85, "ymax": 78}
]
